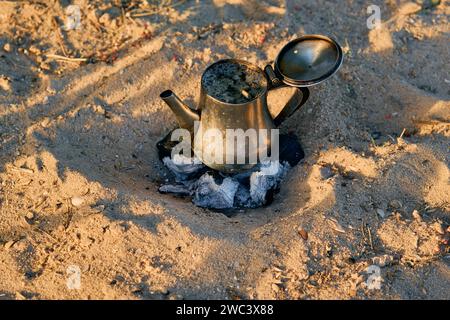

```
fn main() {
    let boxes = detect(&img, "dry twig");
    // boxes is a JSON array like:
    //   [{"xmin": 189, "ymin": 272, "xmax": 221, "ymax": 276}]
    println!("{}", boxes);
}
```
[{"xmin": 46, "ymin": 54, "xmax": 87, "ymax": 62}]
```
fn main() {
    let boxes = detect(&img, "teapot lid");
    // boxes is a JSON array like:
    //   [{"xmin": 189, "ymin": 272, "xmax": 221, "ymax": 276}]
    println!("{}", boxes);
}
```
[{"xmin": 274, "ymin": 35, "xmax": 343, "ymax": 87}]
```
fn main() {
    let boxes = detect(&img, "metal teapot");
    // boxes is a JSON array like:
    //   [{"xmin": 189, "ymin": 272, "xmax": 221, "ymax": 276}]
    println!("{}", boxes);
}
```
[{"xmin": 160, "ymin": 35, "xmax": 343, "ymax": 173}]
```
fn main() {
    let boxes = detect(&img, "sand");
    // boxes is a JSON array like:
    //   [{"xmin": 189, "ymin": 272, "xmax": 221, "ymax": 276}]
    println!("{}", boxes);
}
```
[{"xmin": 0, "ymin": 0, "xmax": 449, "ymax": 299}]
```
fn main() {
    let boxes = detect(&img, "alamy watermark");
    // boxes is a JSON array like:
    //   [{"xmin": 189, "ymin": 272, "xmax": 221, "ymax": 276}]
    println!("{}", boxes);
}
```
[
  {"xmin": 366, "ymin": 265, "xmax": 382, "ymax": 290},
  {"xmin": 170, "ymin": 121, "xmax": 280, "ymax": 165},
  {"xmin": 66, "ymin": 265, "xmax": 81, "ymax": 290},
  {"xmin": 367, "ymin": 5, "xmax": 382, "ymax": 29},
  {"xmin": 64, "ymin": 5, "xmax": 82, "ymax": 31}
]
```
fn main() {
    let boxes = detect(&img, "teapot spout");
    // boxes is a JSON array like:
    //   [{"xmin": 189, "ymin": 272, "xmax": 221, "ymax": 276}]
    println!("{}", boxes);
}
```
[{"xmin": 160, "ymin": 90, "xmax": 200, "ymax": 130}]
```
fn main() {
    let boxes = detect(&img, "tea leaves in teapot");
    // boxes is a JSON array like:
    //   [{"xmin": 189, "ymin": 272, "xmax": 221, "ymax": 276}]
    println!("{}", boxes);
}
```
[{"xmin": 202, "ymin": 61, "xmax": 266, "ymax": 104}]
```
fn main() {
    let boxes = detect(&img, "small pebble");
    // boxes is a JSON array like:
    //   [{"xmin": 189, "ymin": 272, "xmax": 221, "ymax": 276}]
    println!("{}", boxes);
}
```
[
  {"xmin": 168, "ymin": 293, "xmax": 183, "ymax": 300},
  {"xmin": 98, "ymin": 13, "xmax": 112, "ymax": 26},
  {"xmin": 412, "ymin": 209, "xmax": 421, "ymax": 221},
  {"xmin": 376, "ymin": 208, "xmax": 385, "ymax": 218},
  {"xmin": 28, "ymin": 45, "xmax": 41, "ymax": 55},
  {"xmin": 432, "ymin": 222, "xmax": 445, "ymax": 235},
  {"xmin": 185, "ymin": 58, "xmax": 193, "ymax": 68},
  {"xmin": 4, "ymin": 240, "xmax": 15, "ymax": 249},
  {"xmin": 372, "ymin": 254, "xmax": 396, "ymax": 267},
  {"xmin": 3, "ymin": 43, "xmax": 11, "ymax": 52},
  {"xmin": 389, "ymin": 199, "xmax": 402, "ymax": 209},
  {"xmin": 271, "ymin": 283, "xmax": 281, "ymax": 291},
  {"xmin": 71, "ymin": 196, "xmax": 84, "ymax": 207},
  {"xmin": 320, "ymin": 166, "xmax": 334, "ymax": 179},
  {"xmin": 0, "ymin": 76, "xmax": 11, "ymax": 92},
  {"xmin": 160, "ymin": 289, "xmax": 169, "ymax": 296},
  {"xmin": 25, "ymin": 212, "xmax": 34, "ymax": 220}
]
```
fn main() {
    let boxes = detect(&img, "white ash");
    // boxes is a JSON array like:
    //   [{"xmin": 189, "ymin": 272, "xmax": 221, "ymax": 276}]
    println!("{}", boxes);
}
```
[
  {"xmin": 159, "ymin": 156, "xmax": 290, "ymax": 210},
  {"xmin": 249, "ymin": 161, "xmax": 289, "ymax": 204},
  {"xmin": 162, "ymin": 154, "xmax": 205, "ymax": 181},
  {"xmin": 193, "ymin": 174, "xmax": 239, "ymax": 209}
]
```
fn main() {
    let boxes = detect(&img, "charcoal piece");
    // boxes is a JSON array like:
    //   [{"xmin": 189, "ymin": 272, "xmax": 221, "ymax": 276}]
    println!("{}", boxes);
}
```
[
  {"xmin": 370, "ymin": 131, "xmax": 382, "ymax": 140},
  {"xmin": 234, "ymin": 184, "xmax": 254, "ymax": 208},
  {"xmin": 225, "ymin": 167, "xmax": 254, "ymax": 186},
  {"xmin": 193, "ymin": 173, "xmax": 239, "ymax": 209},
  {"xmin": 156, "ymin": 129, "xmax": 194, "ymax": 160},
  {"xmin": 320, "ymin": 166, "xmax": 334, "ymax": 179},
  {"xmin": 278, "ymin": 134, "xmax": 304, "ymax": 167},
  {"xmin": 158, "ymin": 184, "xmax": 191, "ymax": 197},
  {"xmin": 263, "ymin": 187, "xmax": 276, "ymax": 206},
  {"xmin": 157, "ymin": 130, "xmax": 179, "ymax": 160}
]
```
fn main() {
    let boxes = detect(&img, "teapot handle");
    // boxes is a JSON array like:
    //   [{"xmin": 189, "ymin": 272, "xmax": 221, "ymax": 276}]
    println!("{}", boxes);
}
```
[{"xmin": 264, "ymin": 65, "xmax": 310, "ymax": 126}]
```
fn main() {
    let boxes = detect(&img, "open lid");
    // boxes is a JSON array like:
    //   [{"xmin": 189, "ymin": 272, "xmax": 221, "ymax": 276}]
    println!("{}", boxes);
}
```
[{"xmin": 274, "ymin": 35, "xmax": 343, "ymax": 87}]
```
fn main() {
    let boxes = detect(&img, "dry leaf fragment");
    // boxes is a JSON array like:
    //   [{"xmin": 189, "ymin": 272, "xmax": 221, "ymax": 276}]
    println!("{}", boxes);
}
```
[{"xmin": 298, "ymin": 228, "xmax": 308, "ymax": 240}]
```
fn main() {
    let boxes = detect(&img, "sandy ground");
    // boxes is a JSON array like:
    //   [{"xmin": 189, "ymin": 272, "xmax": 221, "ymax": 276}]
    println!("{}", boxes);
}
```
[{"xmin": 0, "ymin": 0, "xmax": 449, "ymax": 299}]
